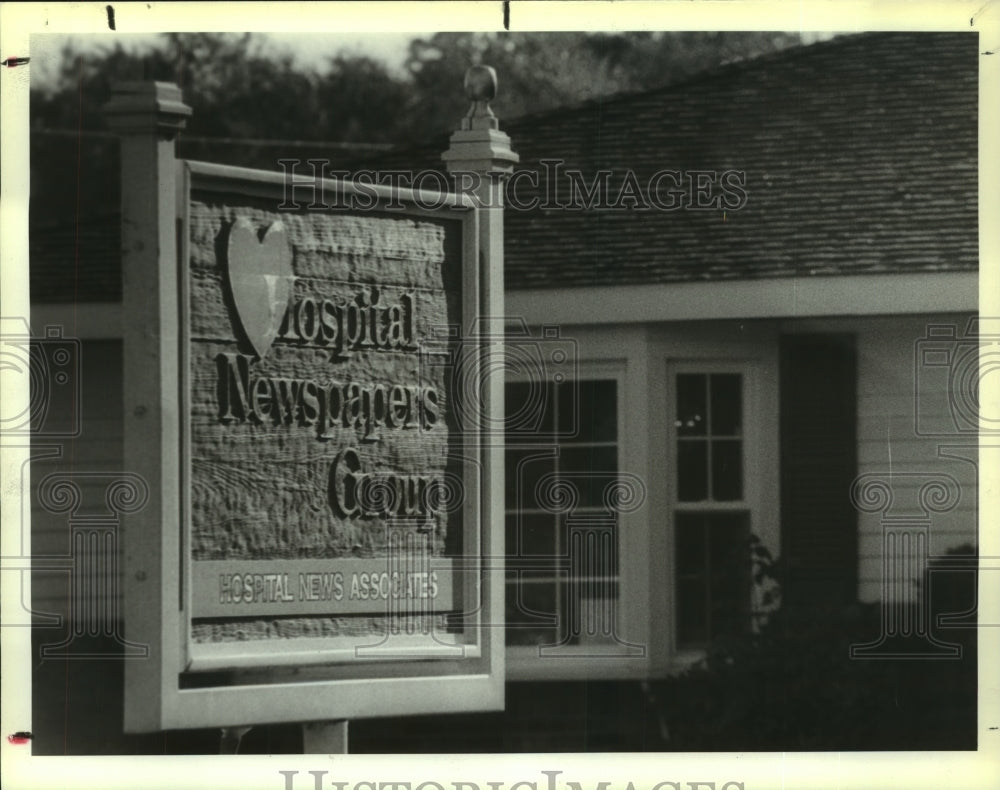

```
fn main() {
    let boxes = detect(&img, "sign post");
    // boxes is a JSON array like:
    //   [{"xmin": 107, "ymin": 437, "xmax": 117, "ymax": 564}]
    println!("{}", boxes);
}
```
[{"xmin": 109, "ymin": 70, "xmax": 515, "ymax": 751}]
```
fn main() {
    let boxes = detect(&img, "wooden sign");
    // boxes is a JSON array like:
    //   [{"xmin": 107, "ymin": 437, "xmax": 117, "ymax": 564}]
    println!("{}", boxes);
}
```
[{"xmin": 107, "ymin": 80, "xmax": 515, "ymax": 732}]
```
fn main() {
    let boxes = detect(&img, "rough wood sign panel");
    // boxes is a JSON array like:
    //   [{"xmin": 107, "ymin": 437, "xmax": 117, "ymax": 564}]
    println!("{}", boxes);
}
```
[{"xmin": 185, "ymin": 195, "xmax": 467, "ymax": 644}]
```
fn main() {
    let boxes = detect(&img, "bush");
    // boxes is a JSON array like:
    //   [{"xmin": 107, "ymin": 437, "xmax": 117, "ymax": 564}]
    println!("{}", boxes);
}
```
[{"xmin": 648, "ymin": 539, "xmax": 977, "ymax": 750}]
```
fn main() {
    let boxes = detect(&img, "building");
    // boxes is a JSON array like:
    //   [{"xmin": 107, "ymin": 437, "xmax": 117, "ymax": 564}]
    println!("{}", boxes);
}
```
[{"xmin": 25, "ymin": 31, "xmax": 979, "ymax": 752}]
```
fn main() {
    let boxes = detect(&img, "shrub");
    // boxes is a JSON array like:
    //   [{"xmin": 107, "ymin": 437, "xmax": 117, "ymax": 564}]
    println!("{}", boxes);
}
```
[{"xmin": 649, "ymin": 537, "xmax": 977, "ymax": 750}]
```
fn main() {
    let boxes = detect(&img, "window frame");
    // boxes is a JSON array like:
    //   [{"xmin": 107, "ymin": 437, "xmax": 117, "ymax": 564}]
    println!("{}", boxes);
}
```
[
  {"xmin": 666, "ymin": 360, "xmax": 761, "ymax": 658},
  {"xmin": 505, "ymin": 360, "xmax": 643, "ymax": 679}
]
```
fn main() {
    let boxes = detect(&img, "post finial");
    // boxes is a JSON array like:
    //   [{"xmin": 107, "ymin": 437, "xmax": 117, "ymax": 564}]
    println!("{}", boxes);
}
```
[
  {"xmin": 461, "ymin": 65, "xmax": 499, "ymax": 131},
  {"xmin": 443, "ymin": 64, "xmax": 518, "ymax": 176}
]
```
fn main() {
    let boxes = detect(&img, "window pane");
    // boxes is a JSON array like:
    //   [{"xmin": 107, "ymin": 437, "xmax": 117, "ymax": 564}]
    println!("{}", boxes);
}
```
[
  {"xmin": 707, "ymin": 512, "xmax": 750, "ymax": 570},
  {"xmin": 505, "ymin": 449, "xmax": 556, "ymax": 510},
  {"xmin": 710, "ymin": 374, "xmax": 742, "ymax": 436},
  {"xmin": 558, "ymin": 445, "xmax": 618, "ymax": 507},
  {"xmin": 711, "ymin": 439, "xmax": 743, "ymax": 501},
  {"xmin": 560, "ymin": 379, "xmax": 617, "ymax": 442},
  {"xmin": 506, "ymin": 512, "xmax": 558, "ymax": 558},
  {"xmin": 676, "ymin": 374, "xmax": 707, "ymax": 436},
  {"xmin": 514, "ymin": 574, "xmax": 558, "ymax": 614},
  {"xmin": 677, "ymin": 440, "xmax": 708, "ymax": 501},
  {"xmin": 557, "ymin": 580, "xmax": 583, "ymax": 646},
  {"xmin": 675, "ymin": 512, "xmax": 707, "ymax": 575},
  {"xmin": 677, "ymin": 577, "xmax": 708, "ymax": 646},
  {"xmin": 566, "ymin": 515, "xmax": 618, "ymax": 581},
  {"xmin": 505, "ymin": 380, "xmax": 555, "ymax": 439},
  {"xmin": 558, "ymin": 444, "xmax": 617, "ymax": 475},
  {"xmin": 675, "ymin": 512, "xmax": 750, "ymax": 646},
  {"xmin": 708, "ymin": 512, "xmax": 750, "ymax": 638},
  {"xmin": 505, "ymin": 572, "xmax": 558, "ymax": 639}
]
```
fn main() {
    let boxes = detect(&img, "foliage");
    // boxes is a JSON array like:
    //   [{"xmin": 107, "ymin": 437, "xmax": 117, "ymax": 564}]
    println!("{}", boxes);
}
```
[
  {"xmin": 404, "ymin": 31, "xmax": 802, "ymax": 137},
  {"xmin": 31, "ymin": 31, "xmax": 803, "ymax": 144},
  {"xmin": 649, "ymin": 537, "xmax": 978, "ymax": 750},
  {"xmin": 32, "ymin": 34, "xmax": 323, "ymax": 141}
]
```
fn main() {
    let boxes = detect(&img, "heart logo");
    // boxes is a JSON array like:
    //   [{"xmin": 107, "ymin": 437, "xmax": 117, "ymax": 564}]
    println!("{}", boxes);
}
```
[{"xmin": 226, "ymin": 218, "xmax": 294, "ymax": 360}]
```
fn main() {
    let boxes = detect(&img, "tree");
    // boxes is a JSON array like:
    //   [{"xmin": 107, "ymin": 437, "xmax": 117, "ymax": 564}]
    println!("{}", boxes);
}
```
[
  {"xmin": 400, "ymin": 31, "xmax": 804, "ymax": 140},
  {"xmin": 31, "ymin": 34, "xmax": 323, "ymax": 141},
  {"xmin": 317, "ymin": 55, "xmax": 412, "ymax": 144},
  {"xmin": 31, "ymin": 31, "xmax": 804, "ymax": 145}
]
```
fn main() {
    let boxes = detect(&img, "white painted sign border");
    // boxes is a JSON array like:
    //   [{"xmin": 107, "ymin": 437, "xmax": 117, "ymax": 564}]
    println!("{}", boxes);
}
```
[{"xmin": 114, "ymin": 86, "xmax": 503, "ymax": 732}]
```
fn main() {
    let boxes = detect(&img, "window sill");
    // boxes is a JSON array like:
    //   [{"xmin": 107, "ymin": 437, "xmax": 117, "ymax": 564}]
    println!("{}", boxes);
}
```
[{"xmin": 506, "ymin": 648, "xmax": 650, "ymax": 681}]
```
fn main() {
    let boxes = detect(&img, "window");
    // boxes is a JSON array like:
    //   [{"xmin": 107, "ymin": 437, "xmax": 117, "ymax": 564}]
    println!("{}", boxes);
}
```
[
  {"xmin": 675, "ymin": 511, "xmax": 750, "ymax": 646},
  {"xmin": 676, "ymin": 373, "xmax": 743, "ymax": 502},
  {"xmin": 673, "ymin": 371, "xmax": 751, "ymax": 648},
  {"xmin": 504, "ymin": 378, "xmax": 620, "ymax": 649}
]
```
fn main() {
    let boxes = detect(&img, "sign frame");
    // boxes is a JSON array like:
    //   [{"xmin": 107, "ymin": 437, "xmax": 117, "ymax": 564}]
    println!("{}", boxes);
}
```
[{"xmin": 111, "ymin": 82, "xmax": 505, "ymax": 733}]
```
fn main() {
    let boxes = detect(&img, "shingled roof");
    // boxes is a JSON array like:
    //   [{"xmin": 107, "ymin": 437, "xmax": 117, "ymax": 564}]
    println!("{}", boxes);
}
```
[
  {"xmin": 493, "ymin": 31, "xmax": 979, "ymax": 288},
  {"xmin": 28, "ymin": 31, "xmax": 977, "ymax": 303}
]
